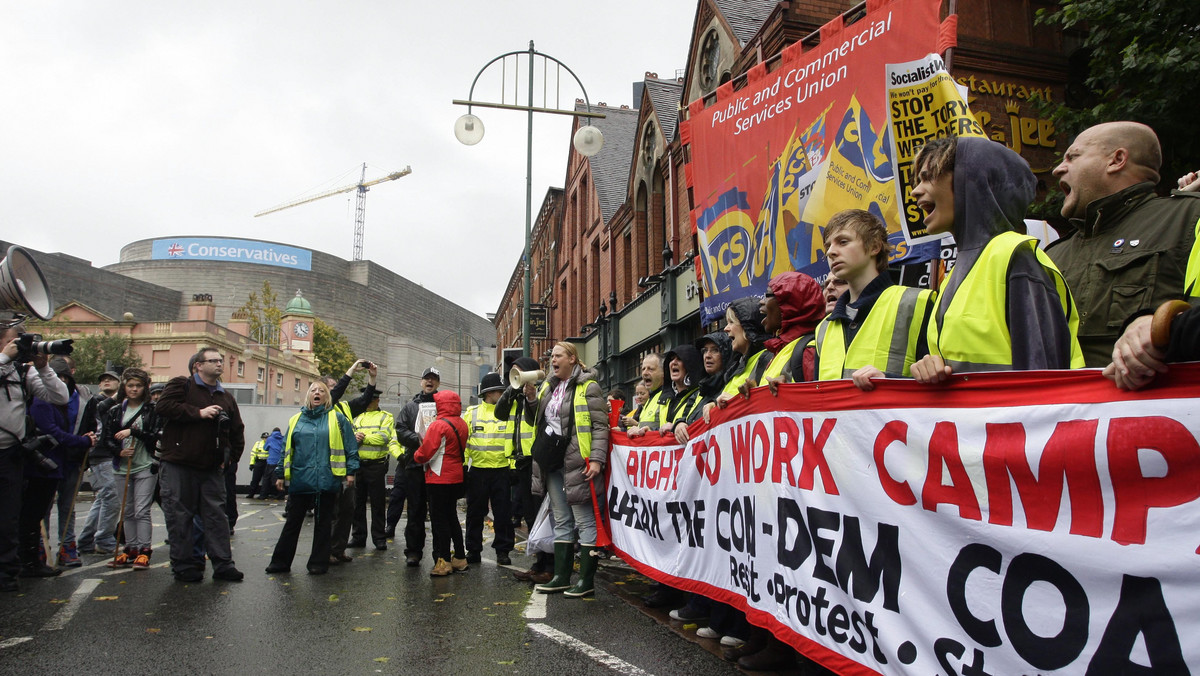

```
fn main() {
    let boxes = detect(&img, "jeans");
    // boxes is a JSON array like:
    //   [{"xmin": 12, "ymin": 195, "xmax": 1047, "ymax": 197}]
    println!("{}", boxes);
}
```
[
  {"xmin": 46, "ymin": 461, "xmax": 82, "ymax": 545},
  {"xmin": 546, "ymin": 469, "xmax": 596, "ymax": 545},
  {"xmin": 118, "ymin": 469, "xmax": 157, "ymax": 549},
  {"xmin": 78, "ymin": 461, "xmax": 119, "ymax": 551}
]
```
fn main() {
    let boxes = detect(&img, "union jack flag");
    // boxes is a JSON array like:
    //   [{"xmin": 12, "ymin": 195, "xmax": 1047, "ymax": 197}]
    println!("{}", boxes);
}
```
[{"xmin": 167, "ymin": 243, "xmax": 184, "ymax": 257}]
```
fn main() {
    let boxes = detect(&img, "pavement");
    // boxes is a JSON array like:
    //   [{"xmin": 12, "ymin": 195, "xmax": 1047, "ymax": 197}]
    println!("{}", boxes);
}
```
[{"xmin": 0, "ymin": 495, "xmax": 822, "ymax": 675}]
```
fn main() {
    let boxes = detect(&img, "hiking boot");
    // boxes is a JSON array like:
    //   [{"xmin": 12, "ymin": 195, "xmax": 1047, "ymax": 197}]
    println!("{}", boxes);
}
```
[
  {"xmin": 450, "ymin": 556, "xmax": 469, "ymax": 572},
  {"xmin": 57, "ymin": 541, "xmax": 82, "ymax": 568},
  {"xmin": 132, "ymin": 548, "xmax": 152, "ymax": 570},
  {"xmin": 429, "ymin": 558, "xmax": 452, "ymax": 576}
]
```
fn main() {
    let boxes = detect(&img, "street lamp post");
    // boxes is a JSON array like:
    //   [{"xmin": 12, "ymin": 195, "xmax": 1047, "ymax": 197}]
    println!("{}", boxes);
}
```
[{"xmin": 454, "ymin": 41, "xmax": 604, "ymax": 357}]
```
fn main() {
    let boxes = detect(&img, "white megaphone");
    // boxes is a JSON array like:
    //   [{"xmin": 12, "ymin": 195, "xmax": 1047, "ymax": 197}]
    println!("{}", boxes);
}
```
[
  {"xmin": 0, "ymin": 246, "xmax": 54, "ymax": 322},
  {"xmin": 509, "ymin": 365, "xmax": 545, "ymax": 389}
]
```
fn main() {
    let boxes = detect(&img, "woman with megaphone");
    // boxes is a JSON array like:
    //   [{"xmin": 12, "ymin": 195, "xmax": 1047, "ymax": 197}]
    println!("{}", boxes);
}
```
[{"xmin": 520, "ymin": 342, "xmax": 609, "ymax": 598}]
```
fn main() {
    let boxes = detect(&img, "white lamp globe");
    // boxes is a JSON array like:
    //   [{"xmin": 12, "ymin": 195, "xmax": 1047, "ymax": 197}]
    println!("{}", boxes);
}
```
[
  {"xmin": 454, "ymin": 114, "xmax": 485, "ymax": 145},
  {"xmin": 573, "ymin": 124, "xmax": 604, "ymax": 157}
]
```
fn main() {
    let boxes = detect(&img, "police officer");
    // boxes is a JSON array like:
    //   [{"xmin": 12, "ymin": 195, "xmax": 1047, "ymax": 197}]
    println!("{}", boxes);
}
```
[
  {"xmin": 247, "ymin": 432, "xmax": 269, "ymax": 499},
  {"xmin": 463, "ymin": 373, "xmax": 515, "ymax": 565},
  {"xmin": 349, "ymin": 390, "xmax": 401, "ymax": 550}
]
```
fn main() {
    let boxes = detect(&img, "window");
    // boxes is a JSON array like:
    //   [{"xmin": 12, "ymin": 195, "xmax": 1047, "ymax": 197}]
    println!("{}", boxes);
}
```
[
  {"xmin": 295, "ymin": 377, "xmax": 301, "ymax": 391},
  {"xmin": 237, "ymin": 362, "xmax": 244, "ymax": 377},
  {"xmin": 257, "ymin": 367, "xmax": 265, "ymax": 382},
  {"xmin": 276, "ymin": 372, "xmax": 283, "ymax": 387}
]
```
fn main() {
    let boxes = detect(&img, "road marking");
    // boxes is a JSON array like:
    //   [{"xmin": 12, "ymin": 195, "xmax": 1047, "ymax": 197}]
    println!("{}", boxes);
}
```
[
  {"xmin": 524, "ymin": 587, "xmax": 547, "ymax": 619},
  {"xmin": 529, "ymin": 623, "xmax": 654, "ymax": 676},
  {"xmin": 0, "ymin": 636, "xmax": 33, "ymax": 649},
  {"xmin": 42, "ymin": 577, "xmax": 102, "ymax": 631}
]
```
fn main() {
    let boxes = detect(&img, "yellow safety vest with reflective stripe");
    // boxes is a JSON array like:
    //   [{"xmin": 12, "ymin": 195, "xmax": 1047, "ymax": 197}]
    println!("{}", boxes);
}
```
[
  {"xmin": 503, "ymin": 400, "xmax": 535, "ymax": 469},
  {"xmin": 637, "ymin": 389, "xmax": 665, "ymax": 426},
  {"xmin": 353, "ymin": 409, "xmax": 401, "ymax": 461},
  {"xmin": 249, "ymin": 439, "xmax": 268, "ymax": 464},
  {"xmin": 572, "ymin": 379, "xmax": 596, "ymax": 460},
  {"xmin": 928, "ymin": 232, "xmax": 1085, "ymax": 372},
  {"xmin": 1185, "ymin": 216, "xmax": 1200, "ymax": 299},
  {"xmin": 722, "ymin": 350, "xmax": 768, "ymax": 396},
  {"xmin": 658, "ymin": 387, "xmax": 702, "ymax": 428},
  {"xmin": 283, "ymin": 410, "xmax": 347, "ymax": 479},
  {"xmin": 464, "ymin": 402, "xmax": 512, "ymax": 469},
  {"xmin": 815, "ymin": 285, "xmax": 933, "ymax": 380}
]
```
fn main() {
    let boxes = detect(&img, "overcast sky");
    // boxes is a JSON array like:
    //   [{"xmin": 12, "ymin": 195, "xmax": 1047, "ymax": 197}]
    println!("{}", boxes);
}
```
[{"xmin": 1, "ymin": 1, "xmax": 696, "ymax": 318}]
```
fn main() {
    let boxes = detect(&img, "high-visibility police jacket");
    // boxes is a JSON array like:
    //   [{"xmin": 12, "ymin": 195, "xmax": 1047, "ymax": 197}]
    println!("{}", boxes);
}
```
[
  {"xmin": 929, "ymin": 232, "xmax": 1085, "ymax": 372},
  {"xmin": 249, "ymin": 439, "xmax": 268, "ymax": 464},
  {"xmin": 722, "ymin": 349, "xmax": 770, "ymax": 396},
  {"xmin": 353, "ymin": 409, "xmax": 401, "ymax": 462},
  {"xmin": 815, "ymin": 286, "xmax": 933, "ymax": 380},
  {"xmin": 504, "ymin": 400, "xmax": 534, "ymax": 466},
  {"xmin": 636, "ymin": 388, "xmax": 665, "ymax": 428},
  {"xmin": 283, "ymin": 409, "xmax": 358, "ymax": 494},
  {"xmin": 463, "ymin": 402, "xmax": 513, "ymax": 469}
]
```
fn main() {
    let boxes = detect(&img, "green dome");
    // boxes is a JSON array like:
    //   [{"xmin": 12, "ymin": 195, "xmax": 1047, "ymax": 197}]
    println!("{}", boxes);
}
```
[{"xmin": 285, "ymin": 290, "xmax": 313, "ymax": 316}]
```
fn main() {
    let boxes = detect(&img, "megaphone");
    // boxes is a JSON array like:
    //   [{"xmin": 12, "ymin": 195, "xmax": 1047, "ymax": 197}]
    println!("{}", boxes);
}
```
[
  {"xmin": 0, "ymin": 246, "xmax": 54, "ymax": 322},
  {"xmin": 509, "ymin": 365, "xmax": 545, "ymax": 389}
]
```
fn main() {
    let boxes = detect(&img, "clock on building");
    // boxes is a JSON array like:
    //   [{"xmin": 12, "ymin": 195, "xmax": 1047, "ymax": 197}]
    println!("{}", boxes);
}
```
[{"xmin": 293, "ymin": 322, "xmax": 310, "ymax": 338}]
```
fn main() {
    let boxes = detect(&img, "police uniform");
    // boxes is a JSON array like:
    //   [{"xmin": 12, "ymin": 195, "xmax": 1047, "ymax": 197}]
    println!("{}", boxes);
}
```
[
  {"xmin": 463, "ymin": 373, "xmax": 515, "ymax": 564},
  {"xmin": 350, "ymin": 405, "xmax": 401, "ymax": 549}
]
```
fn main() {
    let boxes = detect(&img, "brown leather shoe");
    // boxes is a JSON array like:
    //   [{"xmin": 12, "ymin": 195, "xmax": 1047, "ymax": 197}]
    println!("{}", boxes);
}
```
[
  {"xmin": 450, "ymin": 556, "xmax": 469, "ymax": 571},
  {"xmin": 512, "ymin": 568, "xmax": 536, "ymax": 582},
  {"xmin": 530, "ymin": 570, "xmax": 553, "ymax": 584}
]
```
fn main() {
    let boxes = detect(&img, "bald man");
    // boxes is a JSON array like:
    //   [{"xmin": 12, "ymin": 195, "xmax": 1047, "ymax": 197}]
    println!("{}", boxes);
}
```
[{"xmin": 1046, "ymin": 121, "xmax": 1200, "ymax": 367}]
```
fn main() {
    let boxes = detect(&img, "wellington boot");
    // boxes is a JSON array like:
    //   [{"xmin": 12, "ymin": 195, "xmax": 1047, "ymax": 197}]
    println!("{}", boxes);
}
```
[
  {"xmin": 564, "ymin": 545, "xmax": 599, "ymax": 598},
  {"xmin": 534, "ymin": 542, "xmax": 574, "ymax": 593}
]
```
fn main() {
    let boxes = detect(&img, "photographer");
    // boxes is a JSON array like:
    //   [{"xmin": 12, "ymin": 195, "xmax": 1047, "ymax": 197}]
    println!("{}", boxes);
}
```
[
  {"xmin": 0, "ymin": 324, "xmax": 69, "ymax": 592},
  {"xmin": 155, "ymin": 347, "xmax": 245, "ymax": 583}
]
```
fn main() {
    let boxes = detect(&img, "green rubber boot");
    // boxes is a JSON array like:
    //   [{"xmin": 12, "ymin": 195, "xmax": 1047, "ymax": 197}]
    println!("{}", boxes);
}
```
[
  {"xmin": 534, "ymin": 542, "xmax": 574, "ymax": 593},
  {"xmin": 564, "ymin": 545, "xmax": 598, "ymax": 598}
]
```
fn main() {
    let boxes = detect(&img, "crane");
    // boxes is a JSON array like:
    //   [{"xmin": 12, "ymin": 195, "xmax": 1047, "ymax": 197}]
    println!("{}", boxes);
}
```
[{"xmin": 255, "ymin": 163, "xmax": 412, "ymax": 261}]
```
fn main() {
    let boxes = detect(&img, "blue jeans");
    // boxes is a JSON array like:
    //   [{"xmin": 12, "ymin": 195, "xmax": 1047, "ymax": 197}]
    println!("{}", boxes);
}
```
[
  {"xmin": 545, "ymin": 470, "xmax": 596, "ymax": 545},
  {"xmin": 78, "ymin": 461, "xmax": 119, "ymax": 551},
  {"xmin": 46, "ymin": 461, "xmax": 82, "ymax": 544}
]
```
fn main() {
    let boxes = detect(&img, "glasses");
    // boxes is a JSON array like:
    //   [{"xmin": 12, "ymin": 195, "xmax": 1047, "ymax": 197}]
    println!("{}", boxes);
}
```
[{"xmin": 202, "ymin": 358, "xmax": 224, "ymax": 365}]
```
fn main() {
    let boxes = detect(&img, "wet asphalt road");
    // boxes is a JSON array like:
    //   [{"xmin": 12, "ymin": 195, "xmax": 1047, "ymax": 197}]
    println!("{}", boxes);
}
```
[{"xmin": 0, "ymin": 497, "xmax": 751, "ymax": 675}]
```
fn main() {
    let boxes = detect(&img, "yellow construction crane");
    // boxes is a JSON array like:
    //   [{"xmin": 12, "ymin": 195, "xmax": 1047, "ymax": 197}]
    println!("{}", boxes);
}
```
[{"xmin": 255, "ymin": 163, "xmax": 412, "ymax": 261}]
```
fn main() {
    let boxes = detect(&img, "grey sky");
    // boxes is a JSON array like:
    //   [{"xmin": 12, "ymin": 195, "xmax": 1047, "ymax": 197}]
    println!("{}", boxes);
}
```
[{"xmin": 1, "ymin": 1, "xmax": 696, "ymax": 318}]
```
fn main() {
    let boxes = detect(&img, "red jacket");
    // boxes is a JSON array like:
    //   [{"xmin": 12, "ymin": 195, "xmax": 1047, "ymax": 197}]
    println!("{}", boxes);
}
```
[{"xmin": 412, "ymin": 390, "xmax": 467, "ymax": 484}]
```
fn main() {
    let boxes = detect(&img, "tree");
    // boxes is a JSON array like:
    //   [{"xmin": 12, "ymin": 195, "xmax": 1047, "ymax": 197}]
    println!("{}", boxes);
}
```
[
  {"xmin": 312, "ymin": 317, "xmax": 357, "ymax": 381},
  {"xmin": 238, "ymin": 280, "xmax": 283, "ymax": 344},
  {"xmin": 66, "ymin": 331, "xmax": 144, "ymax": 383},
  {"xmin": 1037, "ymin": 0, "xmax": 1200, "ymax": 200}
]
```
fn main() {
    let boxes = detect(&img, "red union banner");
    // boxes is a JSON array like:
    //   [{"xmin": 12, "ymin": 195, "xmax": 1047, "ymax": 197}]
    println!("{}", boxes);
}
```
[
  {"xmin": 683, "ymin": 0, "xmax": 971, "ymax": 323},
  {"xmin": 604, "ymin": 366, "xmax": 1200, "ymax": 675}
]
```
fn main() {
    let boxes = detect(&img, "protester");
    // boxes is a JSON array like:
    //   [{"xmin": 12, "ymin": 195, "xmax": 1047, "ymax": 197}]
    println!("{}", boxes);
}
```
[
  {"xmin": 822, "ymin": 274, "xmax": 849, "ymax": 314},
  {"xmin": 412, "ymin": 389, "xmax": 468, "ymax": 577},
  {"xmin": 395, "ymin": 366, "xmax": 440, "ymax": 566},
  {"xmin": 44, "ymin": 355, "xmax": 97, "ymax": 568},
  {"xmin": 1046, "ymin": 121, "xmax": 1200, "ymax": 366},
  {"xmin": 325, "ymin": 363, "xmax": 378, "ymax": 563},
  {"xmin": 623, "ymin": 353, "xmax": 664, "ymax": 429},
  {"xmin": 813, "ymin": 209, "xmax": 933, "ymax": 390},
  {"xmin": 495, "ymin": 357, "xmax": 548, "ymax": 583},
  {"xmin": 349, "ymin": 390, "xmax": 401, "ymax": 551},
  {"xmin": 757, "ymin": 271, "xmax": 826, "ymax": 387},
  {"xmin": 155, "ymin": 347, "xmax": 245, "ymax": 583},
  {"xmin": 632, "ymin": 383, "xmax": 649, "ymax": 414},
  {"xmin": 262, "ymin": 427, "xmax": 285, "ymax": 499},
  {"xmin": 526, "ymin": 342, "xmax": 609, "ymax": 598},
  {"xmin": 908, "ymin": 136, "xmax": 1084, "ymax": 383},
  {"xmin": 703, "ymin": 298, "xmax": 772, "ymax": 422},
  {"xmin": 104, "ymin": 368, "xmax": 159, "ymax": 570},
  {"xmin": 463, "ymin": 372, "xmax": 515, "ymax": 566},
  {"xmin": 266, "ymin": 380, "xmax": 359, "ymax": 575},
  {"xmin": 631, "ymin": 345, "xmax": 702, "ymax": 439}
]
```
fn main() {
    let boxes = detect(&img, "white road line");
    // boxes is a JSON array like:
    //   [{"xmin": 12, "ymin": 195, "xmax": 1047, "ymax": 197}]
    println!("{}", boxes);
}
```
[
  {"xmin": 528, "ymin": 623, "xmax": 654, "ymax": 676},
  {"xmin": 41, "ymin": 577, "xmax": 102, "ymax": 632},
  {"xmin": 0, "ymin": 636, "xmax": 33, "ymax": 650},
  {"xmin": 524, "ymin": 588, "xmax": 548, "ymax": 619}
]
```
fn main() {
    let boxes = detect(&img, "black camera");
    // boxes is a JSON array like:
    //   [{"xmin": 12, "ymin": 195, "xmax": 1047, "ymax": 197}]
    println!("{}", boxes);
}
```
[
  {"xmin": 21, "ymin": 433, "xmax": 59, "ymax": 472},
  {"xmin": 15, "ymin": 333, "xmax": 73, "ymax": 361}
]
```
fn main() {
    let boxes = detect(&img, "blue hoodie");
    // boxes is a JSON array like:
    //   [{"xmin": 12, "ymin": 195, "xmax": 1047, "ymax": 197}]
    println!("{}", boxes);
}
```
[{"xmin": 264, "ymin": 429, "xmax": 285, "ymax": 465}]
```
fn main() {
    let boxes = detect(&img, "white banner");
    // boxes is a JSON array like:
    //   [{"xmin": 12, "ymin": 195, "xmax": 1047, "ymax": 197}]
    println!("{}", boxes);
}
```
[{"xmin": 605, "ymin": 367, "xmax": 1200, "ymax": 675}]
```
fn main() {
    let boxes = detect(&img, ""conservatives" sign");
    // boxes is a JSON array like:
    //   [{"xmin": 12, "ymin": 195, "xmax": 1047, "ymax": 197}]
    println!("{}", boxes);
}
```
[{"xmin": 151, "ymin": 238, "xmax": 312, "ymax": 270}]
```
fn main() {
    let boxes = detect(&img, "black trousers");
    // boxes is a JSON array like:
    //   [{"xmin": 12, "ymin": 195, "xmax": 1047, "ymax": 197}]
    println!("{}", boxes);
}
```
[
  {"xmin": 269, "ymin": 490, "xmax": 337, "ymax": 572},
  {"xmin": 329, "ymin": 481, "xmax": 355, "ymax": 553},
  {"xmin": 385, "ymin": 474, "xmax": 407, "ymax": 533},
  {"xmin": 352, "ymin": 460, "xmax": 389, "ymax": 546},
  {"xmin": 249, "ymin": 460, "xmax": 275, "ymax": 497},
  {"xmin": 0, "ymin": 446, "xmax": 25, "ymax": 583},
  {"xmin": 511, "ymin": 459, "xmax": 537, "ymax": 529},
  {"xmin": 223, "ymin": 463, "xmax": 238, "ymax": 529},
  {"xmin": 426, "ymin": 482, "xmax": 464, "ymax": 561},
  {"xmin": 402, "ymin": 467, "xmax": 428, "ymax": 557},
  {"xmin": 465, "ymin": 467, "xmax": 514, "ymax": 555},
  {"xmin": 19, "ymin": 476, "xmax": 57, "ymax": 566}
]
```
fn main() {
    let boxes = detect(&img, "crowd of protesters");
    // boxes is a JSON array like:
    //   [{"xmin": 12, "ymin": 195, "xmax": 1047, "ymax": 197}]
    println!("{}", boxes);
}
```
[{"xmin": 3, "ymin": 123, "xmax": 1200, "ymax": 671}]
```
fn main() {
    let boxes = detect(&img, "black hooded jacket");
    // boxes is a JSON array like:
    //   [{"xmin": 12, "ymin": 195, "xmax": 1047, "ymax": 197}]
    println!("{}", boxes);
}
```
[
  {"xmin": 725, "ymin": 297, "xmax": 774, "ymax": 383},
  {"xmin": 689, "ymin": 332, "xmax": 734, "ymax": 424},
  {"xmin": 928, "ymin": 137, "xmax": 1075, "ymax": 370},
  {"xmin": 660, "ymin": 344, "xmax": 705, "ymax": 424}
]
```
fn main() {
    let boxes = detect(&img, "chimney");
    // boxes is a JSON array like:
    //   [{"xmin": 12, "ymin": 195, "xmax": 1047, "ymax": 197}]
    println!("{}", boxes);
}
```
[{"xmin": 187, "ymin": 293, "xmax": 216, "ymax": 322}]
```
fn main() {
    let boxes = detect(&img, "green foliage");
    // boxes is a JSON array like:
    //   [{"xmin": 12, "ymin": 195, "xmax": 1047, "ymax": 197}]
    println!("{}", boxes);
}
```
[
  {"xmin": 1037, "ymin": 0, "xmax": 1200, "ymax": 190},
  {"xmin": 238, "ymin": 280, "xmax": 282, "ymax": 343},
  {"xmin": 312, "ymin": 317, "xmax": 356, "ymax": 381},
  {"xmin": 66, "ymin": 331, "xmax": 144, "ymax": 383}
]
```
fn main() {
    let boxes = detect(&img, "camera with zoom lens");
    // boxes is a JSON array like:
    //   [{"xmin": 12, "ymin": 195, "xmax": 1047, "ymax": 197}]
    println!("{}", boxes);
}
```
[
  {"xmin": 21, "ymin": 433, "xmax": 59, "ymax": 473},
  {"xmin": 15, "ymin": 333, "xmax": 73, "ymax": 362}
]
